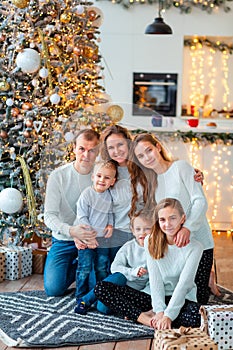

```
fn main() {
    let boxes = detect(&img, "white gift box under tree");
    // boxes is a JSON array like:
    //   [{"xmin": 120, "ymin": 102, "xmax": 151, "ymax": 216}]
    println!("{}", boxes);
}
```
[
  {"xmin": 200, "ymin": 304, "xmax": 233, "ymax": 350},
  {"xmin": 0, "ymin": 246, "xmax": 32, "ymax": 280}
]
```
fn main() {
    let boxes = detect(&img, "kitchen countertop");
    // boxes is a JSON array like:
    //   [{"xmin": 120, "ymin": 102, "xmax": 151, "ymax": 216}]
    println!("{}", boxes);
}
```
[{"xmin": 122, "ymin": 116, "xmax": 233, "ymax": 134}]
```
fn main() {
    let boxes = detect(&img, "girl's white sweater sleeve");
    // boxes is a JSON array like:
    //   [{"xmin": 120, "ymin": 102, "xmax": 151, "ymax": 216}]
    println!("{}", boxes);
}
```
[{"xmin": 145, "ymin": 237, "xmax": 203, "ymax": 321}]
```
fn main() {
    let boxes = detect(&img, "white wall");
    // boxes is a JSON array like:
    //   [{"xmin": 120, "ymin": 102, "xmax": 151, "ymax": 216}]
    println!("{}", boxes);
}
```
[{"xmin": 95, "ymin": 1, "xmax": 233, "ymax": 126}]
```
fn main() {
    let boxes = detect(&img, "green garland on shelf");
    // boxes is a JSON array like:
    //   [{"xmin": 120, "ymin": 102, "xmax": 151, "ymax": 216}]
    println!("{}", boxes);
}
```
[
  {"xmin": 184, "ymin": 37, "xmax": 233, "ymax": 54},
  {"xmin": 98, "ymin": 0, "xmax": 232, "ymax": 13},
  {"xmin": 132, "ymin": 129, "xmax": 233, "ymax": 146}
]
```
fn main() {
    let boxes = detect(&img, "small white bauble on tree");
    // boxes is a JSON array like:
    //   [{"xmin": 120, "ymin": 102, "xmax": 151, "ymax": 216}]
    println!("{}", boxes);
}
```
[
  {"xmin": 0, "ymin": 188, "xmax": 23, "ymax": 214},
  {"xmin": 16, "ymin": 48, "xmax": 41, "ymax": 74},
  {"xmin": 39, "ymin": 67, "xmax": 49, "ymax": 79},
  {"xmin": 50, "ymin": 93, "xmax": 61, "ymax": 104},
  {"xmin": 31, "ymin": 78, "xmax": 39, "ymax": 87},
  {"xmin": 6, "ymin": 98, "xmax": 14, "ymax": 106},
  {"xmin": 64, "ymin": 131, "xmax": 74, "ymax": 142},
  {"xmin": 75, "ymin": 4, "xmax": 84, "ymax": 14}
]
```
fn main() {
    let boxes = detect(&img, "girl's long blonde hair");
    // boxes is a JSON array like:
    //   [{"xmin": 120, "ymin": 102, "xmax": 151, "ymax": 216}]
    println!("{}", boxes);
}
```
[
  {"xmin": 128, "ymin": 133, "xmax": 173, "ymax": 217},
  {"xmin": 148, "ymin": 198, "xmax": 185, "ymax": 260}
]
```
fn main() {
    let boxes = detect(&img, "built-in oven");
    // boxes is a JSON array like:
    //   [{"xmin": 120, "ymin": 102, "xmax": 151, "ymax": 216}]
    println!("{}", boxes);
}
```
[{"xmin": 133, "ymin": 73, "xmax": 178, "ymax": 116}]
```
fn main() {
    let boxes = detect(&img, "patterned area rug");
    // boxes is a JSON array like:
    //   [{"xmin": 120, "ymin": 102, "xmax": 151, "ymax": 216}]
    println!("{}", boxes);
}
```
[{"xmin": 0, "ymin": 286, "xmax": 232, "ymax": 348}]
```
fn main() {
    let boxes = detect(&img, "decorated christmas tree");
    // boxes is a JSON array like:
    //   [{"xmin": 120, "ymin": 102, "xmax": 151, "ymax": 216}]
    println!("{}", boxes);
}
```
[{"xmin": 0, "ymin": 0, "xmax": 123, "ymax": 246}]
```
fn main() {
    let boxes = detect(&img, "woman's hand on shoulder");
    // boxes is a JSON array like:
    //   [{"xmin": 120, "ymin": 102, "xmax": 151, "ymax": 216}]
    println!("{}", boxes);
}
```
[
  {"xmin": 194, "ymin": 168, "xmax": 204, "ymax": 185},
  {"xmin": 174, "ymin": 226, "xmax": 190, "ymax": 247}
]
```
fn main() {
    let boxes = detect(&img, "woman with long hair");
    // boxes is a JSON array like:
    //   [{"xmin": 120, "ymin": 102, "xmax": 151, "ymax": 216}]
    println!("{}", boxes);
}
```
[
  {"xmin": 100, "ymin": 126, "xmax": 203, "ymax": 262},
  {"xmin": 128, "ymin": 133, "xmax": 214, "ymax": 304}
]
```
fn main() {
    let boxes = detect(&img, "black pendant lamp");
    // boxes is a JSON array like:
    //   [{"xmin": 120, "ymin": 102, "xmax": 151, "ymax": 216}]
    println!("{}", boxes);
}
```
[{"xmin": 145, "ymin": 0, "xmax": 173, "ymax": 35}]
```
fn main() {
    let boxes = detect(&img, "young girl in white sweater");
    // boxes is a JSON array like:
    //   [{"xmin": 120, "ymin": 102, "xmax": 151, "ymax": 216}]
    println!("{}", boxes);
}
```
[
  {"xmin": 144, "ymin": 198, "xmax": 203, "ymax": 329},
  {"xmin": 95, "ymin": 199, "xmax": 203, "ymax": 329}
]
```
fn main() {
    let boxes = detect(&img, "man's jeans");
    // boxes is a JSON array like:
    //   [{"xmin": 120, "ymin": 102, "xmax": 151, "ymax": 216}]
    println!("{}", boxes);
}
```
[{"xmin": 44, "ymin": 238, "xmax": 78, "ymax": 296}]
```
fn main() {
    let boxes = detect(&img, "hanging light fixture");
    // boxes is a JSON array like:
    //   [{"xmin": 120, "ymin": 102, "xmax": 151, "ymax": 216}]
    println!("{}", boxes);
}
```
[{"xmin": 145, "ymin": 0, "xmax": 173, "ymax": 35}]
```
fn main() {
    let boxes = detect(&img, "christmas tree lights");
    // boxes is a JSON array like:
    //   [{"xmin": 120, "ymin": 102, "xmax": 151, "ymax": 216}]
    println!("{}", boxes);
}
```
[{"xmin": 0, "ymin": 0, "xmax": 117, "ymax": 245}]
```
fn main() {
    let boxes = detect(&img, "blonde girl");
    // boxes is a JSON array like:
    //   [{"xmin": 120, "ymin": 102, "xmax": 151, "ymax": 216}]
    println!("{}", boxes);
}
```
[{"xmin": 145, "ymin": 198, "xmax": 203, "ymax": 329}]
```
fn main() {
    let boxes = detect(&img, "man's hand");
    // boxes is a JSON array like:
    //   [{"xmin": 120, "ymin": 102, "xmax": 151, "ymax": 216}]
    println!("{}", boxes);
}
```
[
  {"xmin": 70, "ymin": 224, "xmax": 97, "ymax": 247},
  {"xmin": 174, "ymin": 226, "xmax": 190, "ymax": 247}
]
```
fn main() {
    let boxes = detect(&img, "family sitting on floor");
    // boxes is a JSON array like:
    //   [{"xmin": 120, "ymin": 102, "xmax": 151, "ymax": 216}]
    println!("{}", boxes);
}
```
[{"xmin": 43, "ymin": 125, "xmax": 220, "ymax": 330}]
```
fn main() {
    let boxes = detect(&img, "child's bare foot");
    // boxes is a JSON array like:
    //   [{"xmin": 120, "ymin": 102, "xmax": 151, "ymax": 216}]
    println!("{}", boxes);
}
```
[
  {"xmin": 209, "ymin": 270, "xmax": 221, "ymax": 297},
  {"xmin": 137, "ymin": 310, "xmax": 155, "ymax": 327}
]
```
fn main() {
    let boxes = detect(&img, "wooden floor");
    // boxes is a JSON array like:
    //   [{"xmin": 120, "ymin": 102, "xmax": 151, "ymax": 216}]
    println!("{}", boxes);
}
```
[
  {"xmin": 212, "ymin": 230, "xmax": 233, "ymax": 291},
  {"xmin": 0, "ymin": 231, "xmax": 232, "ymax": 350}
]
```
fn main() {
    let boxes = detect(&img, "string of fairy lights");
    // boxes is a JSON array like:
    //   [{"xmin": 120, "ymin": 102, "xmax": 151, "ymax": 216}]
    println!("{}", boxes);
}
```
[
  {"xmin": 102, "ymin": 0, "xmax": 232, "ymax": 13},
  {"xmin": 184, "ymin": 37, "xmax": 233, "ymax": 116}
]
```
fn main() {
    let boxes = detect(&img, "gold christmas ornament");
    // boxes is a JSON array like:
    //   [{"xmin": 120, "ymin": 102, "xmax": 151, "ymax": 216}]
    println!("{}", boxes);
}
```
[
  {"xmin": 11, "ymin": 107, "xmax": 20, "ymax": 117},
  {"xmin": 87, "ymin": 7, "xmax": 104, "ymax": 27},
  {"xmin": 0, "ymin": 80, "xmax": 11, "ymax": 92},
  {"xmin": 73, "ymin": 46, "xmax": 84, "ymax": 56},
  {"xmin": 106, "ymin": 105, "xmax": 124, "ymax": 123},
  {"xmin": 84, "ymin": 45, "xmax": 98, "ymax": 59},
  {"xmin": 60, "ymin": 12, "xmax": 72, "ymax": 23},
  {"xmin": 88, "ymin": 9, "xmax": 97, "ymax": 20},
  {"xmin": 12, "ymin": 0, "xmax": 29, "ymax": 9},
  {"xmin": 22, "ymin": 102, "xmax": 33, "ymax": 110},
  {"xmin": 49, "ymin": 44, "xmax": 60, "ymax": 56}
]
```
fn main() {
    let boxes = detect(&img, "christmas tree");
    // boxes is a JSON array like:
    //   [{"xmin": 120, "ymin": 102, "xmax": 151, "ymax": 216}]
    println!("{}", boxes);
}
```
[{"xmin": 0, "ymin": 0, "xmax": 123, "ymax": 246}]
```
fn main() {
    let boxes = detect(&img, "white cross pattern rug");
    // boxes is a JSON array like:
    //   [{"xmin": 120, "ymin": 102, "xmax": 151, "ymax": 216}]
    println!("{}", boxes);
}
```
[
  {"xmin": 0, "ymin": 286, "xmax": 232, "ymax": 347},
  {"xmin": 0, "ymin": 289, "xmax": 154, "ymax": 347}
]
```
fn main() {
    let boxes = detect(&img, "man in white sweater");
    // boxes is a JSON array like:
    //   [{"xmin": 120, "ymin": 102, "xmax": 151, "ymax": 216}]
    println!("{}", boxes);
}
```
[{"xmin": 43, "ymin": 129, "xmax": 100, "ymax": 296}]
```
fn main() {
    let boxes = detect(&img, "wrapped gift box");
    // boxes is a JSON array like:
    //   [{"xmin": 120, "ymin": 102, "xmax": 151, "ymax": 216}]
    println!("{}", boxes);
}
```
[
  {"xmin": 154, "ymin": 326, "xmax": 218, "ymax": 350},
  {"xmin": 0, "ymin": 252, "xmax": 5, "ymax": 282},
  {"xmin": 200, "ymin": 304, "xmax": 233, "ymax": 350},
  {"xmin": 0, "ymin": 246, "xmax": 32, "ymax": 280},
  {"xmin": 32, "ymin": 249, "xmax": 47, "ymax": 274}
]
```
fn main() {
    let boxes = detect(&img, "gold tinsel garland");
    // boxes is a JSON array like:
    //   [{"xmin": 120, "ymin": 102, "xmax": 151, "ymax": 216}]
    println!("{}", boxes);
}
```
[{"xmin": 17, "ymin": 156, "xmax": 37, "ymax": 226}]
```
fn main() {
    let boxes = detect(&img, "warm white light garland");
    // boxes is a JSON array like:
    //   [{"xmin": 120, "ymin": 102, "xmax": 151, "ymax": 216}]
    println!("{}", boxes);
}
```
[{"xmin": 163, "ymin": 135, "xmax": 233, "ymax": 231}]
